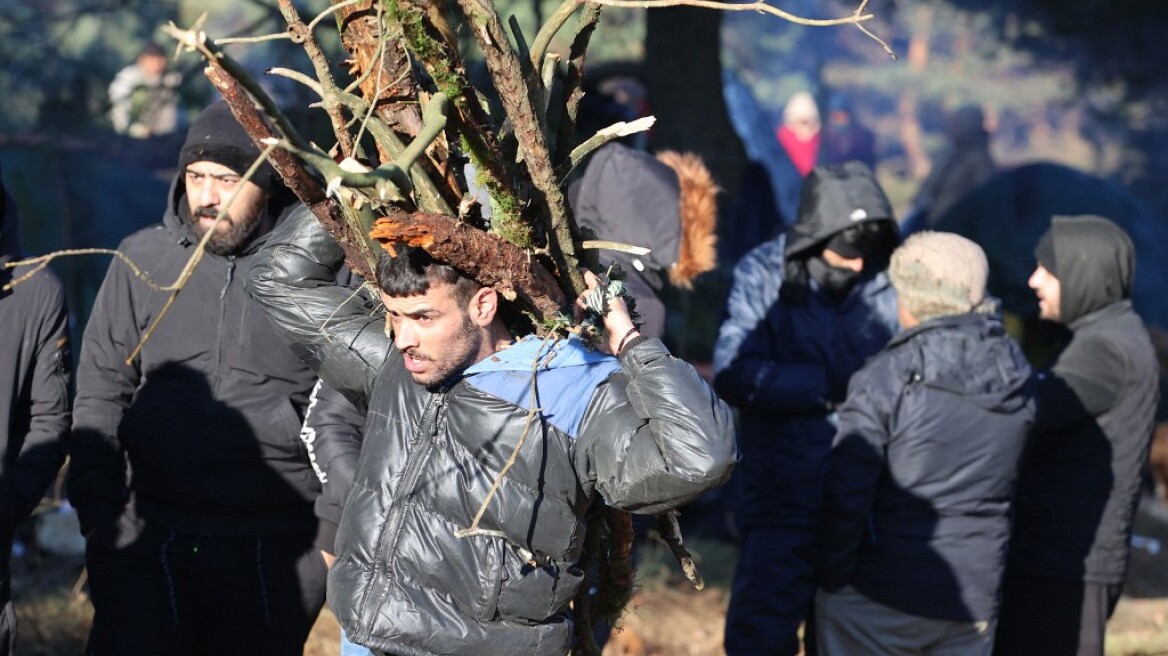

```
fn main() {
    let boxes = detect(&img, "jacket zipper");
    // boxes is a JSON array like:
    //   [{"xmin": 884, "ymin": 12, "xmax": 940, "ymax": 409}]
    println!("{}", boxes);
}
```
[
  {"xmin": 356, "ymin": 389, "xmax": 447, "ymax": 643},
  {"xmin": 210, "ymin": 256, "xmax": 235, "ymax": 395}
]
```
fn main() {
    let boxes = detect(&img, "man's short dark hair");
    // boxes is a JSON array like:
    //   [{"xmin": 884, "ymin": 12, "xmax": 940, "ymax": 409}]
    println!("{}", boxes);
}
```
[{"xmin": 376, "ymin": 248, "xmax": 481, "ymax": 308}]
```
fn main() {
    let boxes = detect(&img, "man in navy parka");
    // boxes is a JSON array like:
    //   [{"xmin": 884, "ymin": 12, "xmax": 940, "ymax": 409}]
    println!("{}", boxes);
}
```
[{"xmin": 715, "ymin": 162, "xmax": 900, "ymax": 655}]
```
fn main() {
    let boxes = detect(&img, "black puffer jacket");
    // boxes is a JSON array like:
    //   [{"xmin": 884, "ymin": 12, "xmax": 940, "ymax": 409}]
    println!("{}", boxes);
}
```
[
  {"xmin": 69, "ymin": 178, "xmax": 322, "ymax": 540},
  {"xmin": 1008, "ymin": 216, "xmax": 1160, "ymax": 584},
  {"xmin": 0, "ymin": 178, "xmax": 71, "ymax": 587},
  {"xmin": 248, "ymin": 207, "xmax": 737, "ymax": 656},
  {"xmin": 821, "ymin": 313, "xmax": 1034, "ymax": 622}
]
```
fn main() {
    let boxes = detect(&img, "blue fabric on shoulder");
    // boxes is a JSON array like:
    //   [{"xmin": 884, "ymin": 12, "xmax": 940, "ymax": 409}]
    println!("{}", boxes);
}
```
[{"xmin": 464, "ymin": 335, "xmax": 622, "ymax": 439}]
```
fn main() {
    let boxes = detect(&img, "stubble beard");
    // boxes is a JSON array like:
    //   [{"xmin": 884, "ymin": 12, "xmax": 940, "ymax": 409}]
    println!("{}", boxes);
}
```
[{"xmin": 407, "ymin": 314, "xmax": 483, "ymax": 388}]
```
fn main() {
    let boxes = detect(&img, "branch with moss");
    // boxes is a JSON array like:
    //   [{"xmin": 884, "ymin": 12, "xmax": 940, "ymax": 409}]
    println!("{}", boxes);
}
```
[
  {"xmin": 456, "ymin": 0, "xmax": 586, "ymax": 297},
  {"xmin": 383, "ymin": 0, "xmax": 525, "ymax": 231}
]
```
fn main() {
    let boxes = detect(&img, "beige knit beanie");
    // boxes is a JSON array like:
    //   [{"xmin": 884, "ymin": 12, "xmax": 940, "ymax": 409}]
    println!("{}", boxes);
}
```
[{"xmin": 889, "ymin": 231, "xmax": 994, "ymax": 322}]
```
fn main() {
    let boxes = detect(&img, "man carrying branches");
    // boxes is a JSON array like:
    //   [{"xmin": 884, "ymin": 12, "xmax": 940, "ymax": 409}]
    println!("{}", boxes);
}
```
[{"xmin": 248, "ymin": 206, "xmax": 737, "ymax": 656}]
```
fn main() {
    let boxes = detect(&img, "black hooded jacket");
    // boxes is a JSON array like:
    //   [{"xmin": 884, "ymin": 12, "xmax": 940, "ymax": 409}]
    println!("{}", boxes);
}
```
[
  {"xmin": 68, "ymin": 176, "xmax": 322, "ymax": 541},
  {"xmin": 0, "ymin": 177, "xmax": 71, "ymax": 585},
  {"xmin": 1008, "ymin": 216, "xmax": 1160, "ymax": 584}
]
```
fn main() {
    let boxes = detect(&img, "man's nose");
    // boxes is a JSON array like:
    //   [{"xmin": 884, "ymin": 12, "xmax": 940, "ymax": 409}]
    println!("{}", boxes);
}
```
[
  {"xmin": 194, "ymin": 178, "xmax": 220, "ymax": 208},
  {"xmin": 394, "ymin": 321, "xmax": 418, "ymax": 351}
]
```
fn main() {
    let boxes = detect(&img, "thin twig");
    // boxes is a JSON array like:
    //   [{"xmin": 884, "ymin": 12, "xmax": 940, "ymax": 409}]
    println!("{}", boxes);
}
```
[
  {"xmin": 589, "ymin": 0, "xmax": 871, "ymax": 25},
  {"xmin": 455, "ymin": 336, "xmax": 559, "ymax": 538},
  {"xmin": 216, "ymin": 32, "xmax": 292, "ymax": 45},
  {"xmin": 3, "ymin": 249, "xmax": 169, "ymax": 292}
]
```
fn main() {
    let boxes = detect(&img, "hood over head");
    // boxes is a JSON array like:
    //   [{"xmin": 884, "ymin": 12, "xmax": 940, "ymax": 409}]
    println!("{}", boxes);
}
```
[
  {"xmin": 1041, "ymin": 214, "xmax": 1134, "ymax": 324},
  {"xmin": 785, "ymin": 161, "xmax": 897, "ymax": 261},
  {"xmin": 570, "ymin": 142, "xmax": 717, "ymax": 288}
]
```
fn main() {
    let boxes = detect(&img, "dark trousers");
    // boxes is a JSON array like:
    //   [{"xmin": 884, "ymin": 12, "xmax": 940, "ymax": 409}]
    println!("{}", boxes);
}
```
[
  {"xmin": 723, "ymin": 431, "xmax": 829, "ymax": 656},
  {"xmin": 724, "ymin": 526, "xmax": 819, "ymax": 656},
  {"xmin": 85, "ymin": 521, "xmax": 327, "ymax": 656},
  {"xmin": 993, "ymin": 570, "xmax": 1122, "ymax": 656}
]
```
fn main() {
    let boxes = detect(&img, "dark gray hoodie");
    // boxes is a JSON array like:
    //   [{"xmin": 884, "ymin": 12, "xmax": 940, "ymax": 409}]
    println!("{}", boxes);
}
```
[{"xmin": 1009, "ymin": 215, "xmax": 1160, "ymax": 584}]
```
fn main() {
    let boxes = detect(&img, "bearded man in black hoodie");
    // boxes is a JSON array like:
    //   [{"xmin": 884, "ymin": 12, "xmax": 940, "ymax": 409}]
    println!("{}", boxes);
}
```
[
  {"xmin": 69, "ymin": 102, "xmax": 329, "ymax": 656},
  {"xmin": 994, "ymin": 216, "xmax": 1160, "ymax": 656}
]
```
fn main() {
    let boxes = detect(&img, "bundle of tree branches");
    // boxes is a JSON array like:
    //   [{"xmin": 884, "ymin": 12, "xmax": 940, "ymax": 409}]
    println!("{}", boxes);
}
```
[{"xmin": 162, "ymin": 0, "xmax": 885, "ymax": 650}]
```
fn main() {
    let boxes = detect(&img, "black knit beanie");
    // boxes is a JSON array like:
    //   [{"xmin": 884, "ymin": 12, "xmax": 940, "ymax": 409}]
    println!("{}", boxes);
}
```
[
  {"xmin": 178, "ymin": 101, "xmax": 278, "ymax": 192},
  {"xmin": 1034, "ymin": 228, "xmax": 1057, "ymax": 278}
]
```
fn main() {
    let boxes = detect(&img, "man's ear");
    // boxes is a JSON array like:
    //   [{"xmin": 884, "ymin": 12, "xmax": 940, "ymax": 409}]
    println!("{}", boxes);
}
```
[{"xmin": 467, "ymin": 286, "xmax": 498, "ymax": 327}]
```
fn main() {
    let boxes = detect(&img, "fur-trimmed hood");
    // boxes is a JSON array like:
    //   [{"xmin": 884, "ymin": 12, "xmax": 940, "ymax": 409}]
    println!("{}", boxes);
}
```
[{"xmin": 569, "ymin": 142, "xmax": 718, "ymax": 289}]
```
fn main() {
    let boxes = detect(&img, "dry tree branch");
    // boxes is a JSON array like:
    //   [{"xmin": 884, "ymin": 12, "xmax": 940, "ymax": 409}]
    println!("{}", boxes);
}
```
[
  {"xmin": 380, "ymin": 0, "xmax": 524, "ymax": 231},
  {"xmin": 277, "ymin": 0, "xmax": 356, "ymax": 157},
  {"xmin": 551, "ymin": 2, "xmax": 601, "ymax": 169},
  {"xmin": 369, "ymin": 213, "xmax": 568, "ymax": 321},
  {"xmin": 457, "ymin": 0, "xmax": 586, "ymax": 297}
]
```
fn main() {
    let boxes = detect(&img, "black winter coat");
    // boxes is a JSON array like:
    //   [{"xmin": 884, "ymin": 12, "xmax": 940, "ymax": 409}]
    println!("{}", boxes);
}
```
[
  {"xmin": 248, "ymin": 207, "xmax": 737, "ymax": 656},
  {"xmin": 0, "ymin": 184, "xmax": 71, "ymax": 591},
  {"xmin": 69, "ymin": 180, "xmax": 322, "ymax": 541},
  {"xmin": 821, "ymin": 313, "xmax": 1034, "ymax": 622}
]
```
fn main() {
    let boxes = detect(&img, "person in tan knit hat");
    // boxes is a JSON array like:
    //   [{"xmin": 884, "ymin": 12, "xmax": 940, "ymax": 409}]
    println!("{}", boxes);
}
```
[
  {"xmin": 817, "ymin": 231, "xmax": 1035, "ymax": 655},
  {"xmin": 888, "ymin": 230, "xmax": 997, "ymax": 327}
]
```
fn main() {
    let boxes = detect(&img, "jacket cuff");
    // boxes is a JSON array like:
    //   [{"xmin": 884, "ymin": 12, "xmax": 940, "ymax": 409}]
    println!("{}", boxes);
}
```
[
  {"xmin": 315, "ymin": 516, "xmax": 339, "ymax": 554},
  {"xmin": 617, "ymin": 335, "xmax": 667, "ymax": 373}
]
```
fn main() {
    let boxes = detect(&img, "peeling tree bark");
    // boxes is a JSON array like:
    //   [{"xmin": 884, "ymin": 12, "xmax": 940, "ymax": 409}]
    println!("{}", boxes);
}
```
[{"xmin": 369, "ymin": 214, "xmax": 568, "ymax": 320}]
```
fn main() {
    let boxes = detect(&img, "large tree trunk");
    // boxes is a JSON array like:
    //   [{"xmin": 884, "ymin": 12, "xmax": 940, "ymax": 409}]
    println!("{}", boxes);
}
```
[{"xmin": 643, "ymin": 7, "xmax": 746, "ymax": 197}]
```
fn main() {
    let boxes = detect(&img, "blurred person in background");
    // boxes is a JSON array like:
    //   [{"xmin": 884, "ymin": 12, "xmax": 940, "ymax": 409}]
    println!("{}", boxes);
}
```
[
  {"xmin": 715, "ymin": 162, "xmax": 900, "ymax": 655},
  {"xmin": 569, "ymin": 141, "xmax": 719, "ymax": 340},
  {"xmin": 902, "ymin": 104, "xmax": 997, "ymax": 235},
  {"xmin": 995, "ymin": 216, "xmax": 1159, "ymax": 656},
  {"xmin": 299, "ymin": 380, "xmax": 373, "ymax": 656},
  {"xmin": 775, "ymin": 91, "xmax": 822, "ymax": 179},
  {"xmin": 817, "ymin": 232, "xmax": 1034, "ymax": 656},
  {"xmin": 108, "ymin": 42, "xmax": 182, "ymax": 139},
  {"xmin": 68, "ymin": 102, "xmax": 328, "ymax": 656},
  {"xmin": 0, "ymin": 163, "xmax": 72, "ymax": 656},
  {"xmin": 819, "ymin": 93, "xmax": 877, "ymax": 171}
]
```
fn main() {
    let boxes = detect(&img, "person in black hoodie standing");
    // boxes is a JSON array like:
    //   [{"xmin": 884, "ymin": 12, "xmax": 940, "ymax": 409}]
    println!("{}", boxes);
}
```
[
  {"xmin": 716, "ymin": 162, "xmax": 901, "ymax": 655},
  {"xmin": 0, "ymin": 164, "xmax": 71, "ymax": 656},
  {"xmin": 69, "ymin": 102, "xmax": 328, "ymax": 656},
  {"xmin": 994, "ymin": 216, "xmax": 1160, "ymax": 656},
  {"xmin": 817, "ymin": 231, "xmax": 1034, "ymax": 655}
]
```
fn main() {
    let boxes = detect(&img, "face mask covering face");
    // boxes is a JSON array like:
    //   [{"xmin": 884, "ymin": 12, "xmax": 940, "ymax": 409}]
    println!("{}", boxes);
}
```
[{"xmin": 808, "ymin": 255, "xmax": 862, "ymax": 301}]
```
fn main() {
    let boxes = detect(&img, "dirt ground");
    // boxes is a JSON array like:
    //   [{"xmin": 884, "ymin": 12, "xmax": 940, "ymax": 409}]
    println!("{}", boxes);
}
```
[{"xmin": 13, "ymin": 496, "xmax": 1168, "ymax": 656}]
